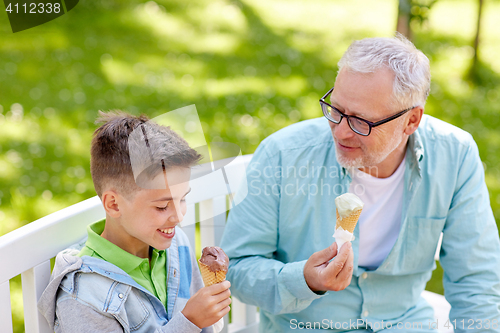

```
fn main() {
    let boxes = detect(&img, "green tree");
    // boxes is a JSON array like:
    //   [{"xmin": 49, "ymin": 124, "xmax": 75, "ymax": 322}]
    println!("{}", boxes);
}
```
[
  {"xmin": 396, "ymin": 0, "xmax": 437, "ymax": 40},
  {"xmin": 396, "ymin": 0, "xmax": 412, "ymax": 39},
  {"xmin": 468, "ymin": 0, "xmax": 484, "ymax": 81}
]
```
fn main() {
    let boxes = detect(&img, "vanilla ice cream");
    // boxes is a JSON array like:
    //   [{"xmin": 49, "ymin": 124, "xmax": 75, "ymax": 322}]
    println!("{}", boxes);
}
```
[
  {"xmin": 335, "ymin": 193, "xmax": 364, "ymax": 219},
  {"xmin": 333, "ymin": 193, "xmax": 364, "ymax": 249}
]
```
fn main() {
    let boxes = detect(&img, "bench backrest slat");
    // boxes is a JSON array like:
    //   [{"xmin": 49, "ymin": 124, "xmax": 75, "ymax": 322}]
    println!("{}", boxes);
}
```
[
  {"xmin": 231, "ymin": 297, "xmax": 258, "ymax": 328},
  {"xmin": 212, "ymin": 195, "xmax": 229, "ymax": 247},
  {"xmin": 182, "ymin": 204, "xmax": 197, "ymax": 250},
  {"xmin": 21, "ymin": 261, "xmax": 52, "ymax": 333},
  {"xmin": 0, "ymin": 281, "xmax": 13, "ymax": 333},
  {"xmin": 0, "ymin": 196, "xmax": 104, "ymax": 283}
]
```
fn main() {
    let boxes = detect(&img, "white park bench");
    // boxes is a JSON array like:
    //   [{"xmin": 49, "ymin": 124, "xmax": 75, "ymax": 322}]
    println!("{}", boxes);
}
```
[{"xmin": 0, "ymin": 154, "xmax": 452, "ymax": 333}]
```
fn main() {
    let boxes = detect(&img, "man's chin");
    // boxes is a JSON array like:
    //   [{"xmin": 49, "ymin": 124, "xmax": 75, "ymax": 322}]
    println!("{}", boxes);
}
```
[{"xmin": 335, "ymin": 152, "xmax": 364, "ymax": 169}]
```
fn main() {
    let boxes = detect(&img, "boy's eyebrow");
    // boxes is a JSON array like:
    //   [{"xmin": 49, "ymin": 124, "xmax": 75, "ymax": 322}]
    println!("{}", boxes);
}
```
[{"xmin": 152, "ymin": 188, "xmax": 192, "ymax": 202}]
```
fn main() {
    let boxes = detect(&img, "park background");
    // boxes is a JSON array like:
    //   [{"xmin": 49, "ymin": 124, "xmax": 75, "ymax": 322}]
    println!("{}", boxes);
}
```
[{"xmin": 0, "ymin": 0, "xmax": 499, "ymax": 331}]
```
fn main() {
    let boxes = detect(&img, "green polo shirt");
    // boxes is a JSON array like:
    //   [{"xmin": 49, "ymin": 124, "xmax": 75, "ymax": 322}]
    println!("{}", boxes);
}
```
[{"xmin": 78, "ymin": 220, "xmax": 167, "ymax": 308}]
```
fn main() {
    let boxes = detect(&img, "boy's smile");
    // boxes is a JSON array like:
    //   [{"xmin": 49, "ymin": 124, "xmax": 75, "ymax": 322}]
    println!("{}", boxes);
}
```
[
  {"xmin": 101, "ymin": 167, "xmax": 192, "ymax": 259},
  {"xmin": 158, "ymin": 228, "xmax": 175, "ymax": 236}
]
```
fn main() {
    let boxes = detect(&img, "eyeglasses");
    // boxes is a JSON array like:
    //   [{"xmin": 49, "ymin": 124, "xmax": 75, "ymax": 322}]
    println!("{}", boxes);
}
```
[{"xmin": 319, "ymin": 87, "xmax": 415, "ymax": 136}]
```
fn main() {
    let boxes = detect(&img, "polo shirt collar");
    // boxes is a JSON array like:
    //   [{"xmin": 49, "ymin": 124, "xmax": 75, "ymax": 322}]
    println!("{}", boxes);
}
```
[{"xmin": 85, "ymin": 220, "xmax": 165, "ymax": 274}]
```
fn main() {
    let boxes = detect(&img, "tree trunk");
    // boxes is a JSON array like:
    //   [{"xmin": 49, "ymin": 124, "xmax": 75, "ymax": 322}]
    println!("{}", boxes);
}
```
[
  {"xmin": 471, "ymin": 0, "xmax": 484, "ymax": 75},
  {"xmin": 396, "ymin": 0, "xmax": 412, "ymax": 40}
]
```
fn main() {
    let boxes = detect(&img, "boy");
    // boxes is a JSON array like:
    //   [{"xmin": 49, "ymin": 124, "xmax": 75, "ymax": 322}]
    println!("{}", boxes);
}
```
[{"xmin": 38, "ymin": 111, "xmax": 231, "ymax": 332}]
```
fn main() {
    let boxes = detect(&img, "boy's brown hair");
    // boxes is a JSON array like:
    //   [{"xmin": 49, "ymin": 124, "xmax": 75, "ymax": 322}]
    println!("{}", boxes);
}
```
[{"xmin": 90, "ymin": 110, "xmax": 202, "ymax": 198}]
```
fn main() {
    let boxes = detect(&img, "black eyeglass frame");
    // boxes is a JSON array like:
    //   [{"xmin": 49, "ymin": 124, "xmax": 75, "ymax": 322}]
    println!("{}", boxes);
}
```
[{"xmin": 319, "ymin": 86, "xmax": 416, "ymax": 136}]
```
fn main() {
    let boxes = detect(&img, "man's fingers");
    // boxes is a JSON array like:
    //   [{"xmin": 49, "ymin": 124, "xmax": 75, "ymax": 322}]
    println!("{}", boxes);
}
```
[
  {"xmin": 310, "ymin": 242, "xmax": 338, "ymax": 266},
  {"xmin": 330, "ymin": 242, "xmax": 338, "ymax": 254},
  {"xmin": 336, "ymin": 244, "xmax": 354, "ymax": 282},
  {"xmin": 324, "ymin": 242, "xmax": 351, "ymax": 276}
]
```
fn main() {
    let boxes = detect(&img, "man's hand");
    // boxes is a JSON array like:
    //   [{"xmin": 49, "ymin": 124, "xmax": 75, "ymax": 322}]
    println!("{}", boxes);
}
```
[
  {"xmin": 182, "ymin": 280, "xmax": 231, "ymax": 328},
  {"xmin": 304, "ymin": 242, "xmax": 354, "ymax": 293}
]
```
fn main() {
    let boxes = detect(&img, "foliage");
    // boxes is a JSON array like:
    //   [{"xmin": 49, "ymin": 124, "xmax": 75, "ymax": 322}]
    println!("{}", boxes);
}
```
[
  {"xmin": 397, "ymin": 0, "xmax": 438, "ymax": 37},
  {"xmin": 426, "ymin": 261, "xmax": 444, "ymax": 295},
  {"xmin": 410, "ymin": 0, "xmax": 439, "ymax": 27}
]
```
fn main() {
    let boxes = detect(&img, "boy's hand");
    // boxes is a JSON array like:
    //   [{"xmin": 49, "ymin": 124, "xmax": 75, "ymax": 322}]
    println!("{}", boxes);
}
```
[{"xmin": 182, "ymin": 280, "xmax": 231, "ymax": 328}]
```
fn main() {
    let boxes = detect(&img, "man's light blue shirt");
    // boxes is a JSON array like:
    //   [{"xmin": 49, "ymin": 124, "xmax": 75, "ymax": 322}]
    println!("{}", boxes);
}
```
[{"xmin": 220, "ymin": 115, "xmax": 500, "ymax": 332}]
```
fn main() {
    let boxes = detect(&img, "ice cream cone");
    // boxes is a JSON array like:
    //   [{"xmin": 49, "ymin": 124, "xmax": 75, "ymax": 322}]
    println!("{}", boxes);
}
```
[
  {"xmin": 199, "ymin": 262, "xmax": 227, "ymax": 286},
  {"xmin": 198, "ymin": 246, "xmax": 229, "ymax": 287},
  {"xmin": 336, "ymin": 208, "xmax": 362, "ymax": 233}
]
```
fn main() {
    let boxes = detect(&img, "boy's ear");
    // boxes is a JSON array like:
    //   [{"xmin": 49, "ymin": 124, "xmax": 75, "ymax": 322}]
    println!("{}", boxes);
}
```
[{"xmin": 102, "ymin": 190, "xmax": 122, "ymax": 218}]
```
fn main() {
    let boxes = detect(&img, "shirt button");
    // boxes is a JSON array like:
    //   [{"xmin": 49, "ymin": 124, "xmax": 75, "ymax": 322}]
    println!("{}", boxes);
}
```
[
  {"xmin": 118, "ymin": 293, "xmax": 124, "ymax": 299},
  {"xmin": 361, "ymin": 273, "xmax": 368, "ymax": 279},
  {"xmin": 363, "ymin": 310, "xmax": 369, "ymax": 317},
  {"xmin": 173, "ymin": 269, "xmax": 177, "ymax": 277}
]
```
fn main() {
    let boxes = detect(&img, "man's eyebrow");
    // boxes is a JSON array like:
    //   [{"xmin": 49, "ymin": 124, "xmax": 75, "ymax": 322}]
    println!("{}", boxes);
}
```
[
  {"xmin": 330, "ymin": 98, "xmax": 368, "ymax": 119},
  {"xmin": 152, "ymin": 188, "xmax": 192, "ymax": 202}
]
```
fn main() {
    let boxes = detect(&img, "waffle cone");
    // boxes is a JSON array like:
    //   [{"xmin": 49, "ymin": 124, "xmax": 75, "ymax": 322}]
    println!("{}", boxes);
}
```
[
  {"xmin": 199, "ymin": 262, "xmax": 227, "ymax": 286},
  {"xmin": 336, "ymin": 208, "xmax": 362, "ymax": 233}
]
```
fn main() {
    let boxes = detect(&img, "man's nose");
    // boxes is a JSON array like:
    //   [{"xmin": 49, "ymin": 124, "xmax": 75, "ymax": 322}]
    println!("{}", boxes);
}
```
[{"xmin": 333, "ymin": 117, "xmax": 355, "ymax": 139}]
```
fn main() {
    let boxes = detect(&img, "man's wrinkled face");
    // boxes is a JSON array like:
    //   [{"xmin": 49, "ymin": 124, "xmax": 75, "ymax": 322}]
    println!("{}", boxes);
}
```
[{"xmin": 329, "ymin": 68, "xmax": 408, "ymax": 172}]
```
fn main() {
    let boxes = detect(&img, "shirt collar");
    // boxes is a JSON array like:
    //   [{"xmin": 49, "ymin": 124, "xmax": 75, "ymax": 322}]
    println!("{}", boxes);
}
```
[
  {"xmin": 407, "ymin": 131, "xmax": 424, "ymax": 175},
  {"xmin": 85, "ymin": 220, "xmax": 165, "ymax": 274}
]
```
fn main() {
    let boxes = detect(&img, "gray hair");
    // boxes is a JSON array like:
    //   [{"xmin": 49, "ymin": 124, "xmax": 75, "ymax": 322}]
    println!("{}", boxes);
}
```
[{"xmin": 337, "ymin": 34, "xmax": 431, "ymax": 109}]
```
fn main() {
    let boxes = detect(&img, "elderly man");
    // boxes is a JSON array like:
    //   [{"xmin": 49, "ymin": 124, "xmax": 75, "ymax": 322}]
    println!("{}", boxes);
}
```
[{"xmin": 220, "ymin": 35, "xmax": 500, "ymax": 332}]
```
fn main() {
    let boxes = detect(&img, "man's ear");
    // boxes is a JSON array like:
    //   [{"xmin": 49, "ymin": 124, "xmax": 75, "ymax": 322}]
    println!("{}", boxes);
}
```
[
  {"xmin": 101, "ymin": 190, "xmax": 122, "ymax": 218},
  {"xmin": 404, "ymin": 106, "xmax": 424, "ymax": 136}
]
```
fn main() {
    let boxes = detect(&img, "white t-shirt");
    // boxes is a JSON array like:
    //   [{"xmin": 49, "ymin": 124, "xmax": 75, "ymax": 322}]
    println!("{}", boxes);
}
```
[{"xmin": 349, "ymin": 155, "xmax": 406, "ymax": 270}]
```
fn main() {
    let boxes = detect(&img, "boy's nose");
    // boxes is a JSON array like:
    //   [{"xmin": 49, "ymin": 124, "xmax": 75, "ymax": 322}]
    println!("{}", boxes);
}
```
[{"xmin": 169, "ymin": 203, "xmax": 185, "ymax": 223}]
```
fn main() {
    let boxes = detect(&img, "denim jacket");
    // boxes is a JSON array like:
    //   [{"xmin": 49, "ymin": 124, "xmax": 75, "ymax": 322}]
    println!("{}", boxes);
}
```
[
  {"xmin": 220, "ymin": 115, "xmax": 500, "ymax": 332},
  {"xmin": 38, "ymin": 227, "xmax": 212, "ymax": 333}
]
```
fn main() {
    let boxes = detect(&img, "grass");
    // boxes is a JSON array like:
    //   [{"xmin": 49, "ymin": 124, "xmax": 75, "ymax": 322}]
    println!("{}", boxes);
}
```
[{"xmin": 0, "ymin": 0, "xmax": 499, "ymax": 331}]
